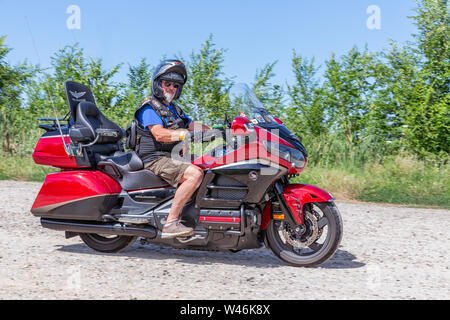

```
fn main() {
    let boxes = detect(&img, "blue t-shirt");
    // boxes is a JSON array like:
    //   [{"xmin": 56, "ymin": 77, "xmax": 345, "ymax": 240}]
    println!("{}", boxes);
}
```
[{"xmin": 137, "ymin": 103, "xmax": 192, "ymax": 131}]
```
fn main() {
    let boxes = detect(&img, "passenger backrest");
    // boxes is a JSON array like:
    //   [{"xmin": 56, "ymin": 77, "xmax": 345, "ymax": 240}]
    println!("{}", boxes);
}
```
[
  {"xmin": 75, "ymin": 101, "xmax": 123, "ymax": 144},
  {"xmin": 125, "ymin": 119, "xmax": 138, "ymax": 150},
  {"xmin": 64, "ymin": 81, "xmax": 97, "ymax": 125},
  {"xmin": 65, "ymin": 81, "xmax": 125, "ymax": 158}
]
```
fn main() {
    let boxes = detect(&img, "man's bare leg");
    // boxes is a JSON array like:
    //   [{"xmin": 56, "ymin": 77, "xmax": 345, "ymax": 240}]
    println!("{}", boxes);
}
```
[{"xmin": 166, "ymin": 165, "xmax": 204, "ymax": 224}]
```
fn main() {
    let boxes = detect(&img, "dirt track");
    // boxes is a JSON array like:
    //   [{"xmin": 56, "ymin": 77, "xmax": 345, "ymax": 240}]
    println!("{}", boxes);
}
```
[{"xmin": 0, "ymin": 180, "xmax": 449, "ymax": 300}]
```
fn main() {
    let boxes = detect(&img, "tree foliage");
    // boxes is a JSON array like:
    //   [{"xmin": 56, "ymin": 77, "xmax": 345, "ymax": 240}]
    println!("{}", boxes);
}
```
[
  {"xmin": 287, "ymin": 52, "xmax": 327, "ymax": 137},
  {"xmin": 178, "ymin": 35, "xmax": 231, "ymax": 124},
  {"xmin": 0, "ymin": 0, "xmax": 447, "ymax": 163},
  {"xmin": 0, "ymin": 36, "xmax": 34, "ymax": 153},
  {"xmin": 252, "ymin": 60, "xmax": 284, "ymax": 117}
]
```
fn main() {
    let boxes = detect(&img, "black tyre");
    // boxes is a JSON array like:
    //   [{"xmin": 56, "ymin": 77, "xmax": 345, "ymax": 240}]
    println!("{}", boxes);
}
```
[
  {"xmin": 265, "ymin": 201, "xmax": 343, "ymax": 267},
  {"xmin": 79, "ymin": 233, "xmax": 137, "ymax": 253}
]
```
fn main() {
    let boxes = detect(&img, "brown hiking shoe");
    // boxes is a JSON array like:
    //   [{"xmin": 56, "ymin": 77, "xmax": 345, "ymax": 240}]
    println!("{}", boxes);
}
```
[{"xmin": 161, "ymin": 220, "xmax": 194, "ymax": 239}]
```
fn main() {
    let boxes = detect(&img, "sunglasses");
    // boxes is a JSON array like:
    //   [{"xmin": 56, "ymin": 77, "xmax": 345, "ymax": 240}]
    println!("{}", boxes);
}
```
[{"xmin": 162, "ymin": 81, "xmax": 180, "ymax": 89}]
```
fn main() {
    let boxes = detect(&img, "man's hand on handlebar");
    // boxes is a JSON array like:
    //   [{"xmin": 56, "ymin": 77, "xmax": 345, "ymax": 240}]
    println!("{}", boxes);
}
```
[
  {"xmin": 184, "ymin": 129, "xmax": 218, "ymax": 143},
  {"xmin": 188, "ymin": 121, "xmax": 211, "ymax": 131}
]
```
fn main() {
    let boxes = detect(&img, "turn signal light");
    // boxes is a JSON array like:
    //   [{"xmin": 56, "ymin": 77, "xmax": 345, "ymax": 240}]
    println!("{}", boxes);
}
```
[{"xmin": 273, "ymin": 213, "xmax": 285, "ymax": 220}]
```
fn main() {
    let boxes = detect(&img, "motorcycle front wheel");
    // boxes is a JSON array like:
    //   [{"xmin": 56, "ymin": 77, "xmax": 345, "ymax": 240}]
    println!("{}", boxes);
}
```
[
  {"xmin": 79, "ymin": 233, "xmax": 137, "ymax": 253},
  {"xmin": 265, "ymin": 202, "xmax": 343, "ymax": 267}
]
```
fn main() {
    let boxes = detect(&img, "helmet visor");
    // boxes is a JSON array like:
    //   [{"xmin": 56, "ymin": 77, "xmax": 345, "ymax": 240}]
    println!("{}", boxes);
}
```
[{"xmin": 159, "ymin": 72, "xmax": 185, "ymax": 84}]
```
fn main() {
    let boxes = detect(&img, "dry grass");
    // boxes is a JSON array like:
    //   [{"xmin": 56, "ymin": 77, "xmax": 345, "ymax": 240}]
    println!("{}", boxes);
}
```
[
  {"xmin": 296, "ymin": 154, "xmax": 449, "ymax": 209},
  {"xmin": 1, "ymin": 152, "xmax": 448, "ymax": 209},
  {"xmin": 0, "ymin": 154, "xmax": 56, "ymax": 181}
]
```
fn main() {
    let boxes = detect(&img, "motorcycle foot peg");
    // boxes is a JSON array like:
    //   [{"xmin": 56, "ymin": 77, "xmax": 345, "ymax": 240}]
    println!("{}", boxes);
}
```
[{"xmin": 176, "ymin": 234, "xmax": 205, "ymax": 243}]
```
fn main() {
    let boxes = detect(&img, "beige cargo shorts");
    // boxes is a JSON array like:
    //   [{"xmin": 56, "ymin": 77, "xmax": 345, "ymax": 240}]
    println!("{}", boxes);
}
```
[{"xmin": 144, "ymin": 156, "xmax": 191, "ymax": 188}]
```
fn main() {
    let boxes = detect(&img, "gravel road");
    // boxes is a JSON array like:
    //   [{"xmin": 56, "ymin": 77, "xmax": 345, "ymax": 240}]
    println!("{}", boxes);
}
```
[{"xmin": 0, "ymin": 180, "xmax": 448, "ymax": 300}]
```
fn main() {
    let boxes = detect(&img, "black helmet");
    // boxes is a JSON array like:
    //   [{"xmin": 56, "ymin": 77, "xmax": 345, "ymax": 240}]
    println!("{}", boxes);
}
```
[{"xmin": 152, "ymin": 59, "xmax": 187, "ymax": 101}]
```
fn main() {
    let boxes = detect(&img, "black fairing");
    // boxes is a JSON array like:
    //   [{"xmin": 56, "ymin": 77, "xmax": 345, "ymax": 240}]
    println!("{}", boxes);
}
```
[
  {"xmin": 258, "ymin": 122, "xmax": 308, "ymax": 158},
  {"xmin": 195, "ymin": 161, "xmax": 288, "ymax": 209}
]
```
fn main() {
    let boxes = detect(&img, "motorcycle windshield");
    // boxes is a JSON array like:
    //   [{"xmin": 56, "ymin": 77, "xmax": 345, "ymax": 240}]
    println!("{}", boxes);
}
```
[
  {"xmin": 229, "ymin": 83, "xmax": 276, "ymax": 124},
  {"xmin": 228, "ymin": 83, "xmax": 308, "ymax": 157}
]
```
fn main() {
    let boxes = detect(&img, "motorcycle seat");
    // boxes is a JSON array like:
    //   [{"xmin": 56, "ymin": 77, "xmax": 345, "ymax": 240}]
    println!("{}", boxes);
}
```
[
  {"xmin": 99, "ymin": 151, "xmax": 144, "ymax": 172},
  {"xmin": 98, "ymin": 151, "xmax": 170, "ymax": 190}
]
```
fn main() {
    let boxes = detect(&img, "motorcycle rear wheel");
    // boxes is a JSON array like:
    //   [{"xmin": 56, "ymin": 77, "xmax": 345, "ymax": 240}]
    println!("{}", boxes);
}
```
[
  {"xmin": 79, "ymin": 233, "xmax": 137, "ymax": 253},
  {"xmin": 265, "ymin": 202, "xmax": 343, "ymax": 267}
]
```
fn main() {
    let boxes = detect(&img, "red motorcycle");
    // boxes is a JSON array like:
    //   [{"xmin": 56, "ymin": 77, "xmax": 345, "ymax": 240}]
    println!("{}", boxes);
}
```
[{"xmin": 30, "ymin": 81, "xmax": 342, "ymax": 267}]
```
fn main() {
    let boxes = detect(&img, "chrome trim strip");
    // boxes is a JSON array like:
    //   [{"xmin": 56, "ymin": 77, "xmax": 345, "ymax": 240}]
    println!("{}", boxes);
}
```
[
  {"xmin": 128, "ymin": 188, "xmax": 172, "ymax": 194},
  {"xmin": 38, "ymin": 135, "xmax": 70, "ymax": 139},
  {"xmin": 212, "ymin": 159, "xmax": 273, "ymax": 170}
]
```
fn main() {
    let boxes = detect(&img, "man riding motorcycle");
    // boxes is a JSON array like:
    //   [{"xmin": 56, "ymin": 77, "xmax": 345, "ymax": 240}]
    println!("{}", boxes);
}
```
[{"xmin": 134, "ymin": 59, "xmax": 210, "ymax": 239}]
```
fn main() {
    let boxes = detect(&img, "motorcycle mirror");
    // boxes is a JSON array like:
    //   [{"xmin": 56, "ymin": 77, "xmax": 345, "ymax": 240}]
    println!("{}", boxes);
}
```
[
  {"xmin": 273, "ymin": 117, "xmax": 283, "ymax": 125},
  {"xmin": 223, "ymin": 114, "xmax": 232, "ymax": 129},
  {"xmin": 231, "ymin": 116, "xmax": 253, "ymax": 136}
]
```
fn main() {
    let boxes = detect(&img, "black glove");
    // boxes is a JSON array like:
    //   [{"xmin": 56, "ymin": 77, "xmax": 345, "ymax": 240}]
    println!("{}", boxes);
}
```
[{"xmin": 189, "ymin": 130, "xmax": 217, "ymax": 143}]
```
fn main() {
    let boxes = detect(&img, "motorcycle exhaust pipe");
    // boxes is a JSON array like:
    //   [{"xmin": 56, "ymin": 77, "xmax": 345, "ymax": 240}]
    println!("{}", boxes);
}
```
[{"xmin": 40, "ymin": 218, "xmax": 157, "ymax": 239}]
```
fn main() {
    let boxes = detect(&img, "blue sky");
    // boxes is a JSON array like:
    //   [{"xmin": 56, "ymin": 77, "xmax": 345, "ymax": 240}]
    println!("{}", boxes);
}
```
[{"xmin": 0, "ymin": 0, "xmax": 418, "ymax": 86}]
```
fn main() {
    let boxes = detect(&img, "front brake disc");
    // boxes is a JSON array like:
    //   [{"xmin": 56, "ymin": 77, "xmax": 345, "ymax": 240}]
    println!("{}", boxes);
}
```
[{"xmin": 279, "ymin": 212, "xmax": 319, "ymax": 248}]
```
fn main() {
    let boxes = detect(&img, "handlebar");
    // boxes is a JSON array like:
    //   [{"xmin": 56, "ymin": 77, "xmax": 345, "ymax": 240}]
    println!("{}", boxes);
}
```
[{"xmin": 187, "ymin": 129, "xmax": 219, "ymax": 143}]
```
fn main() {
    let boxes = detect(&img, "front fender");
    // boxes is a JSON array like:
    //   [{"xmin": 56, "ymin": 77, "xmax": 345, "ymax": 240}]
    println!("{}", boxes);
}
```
[
  {"xmin": 284, "ymin": 183, "xmax": 335, "ymax": 205},
  {"xmin": 261, "ymin": 184, "xmax": 335, "ymax": 230}
]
